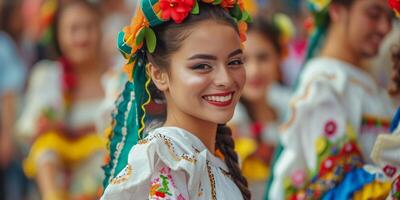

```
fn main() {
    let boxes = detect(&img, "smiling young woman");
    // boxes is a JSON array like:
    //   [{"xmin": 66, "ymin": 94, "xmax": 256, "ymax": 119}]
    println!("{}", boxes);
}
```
[{"xmin": 101, "ymin": 1, "xmax": 251, "ymax": 200}]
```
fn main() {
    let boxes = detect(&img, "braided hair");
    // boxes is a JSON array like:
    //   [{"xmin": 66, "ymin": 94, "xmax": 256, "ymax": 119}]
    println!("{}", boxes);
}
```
[
  {"xmin": 146, "ymin": 3, "xmax": 251, "ymax": 199},
  {"xmin": 216, "ymin": 124, "xmax": 251, "ymax": 200},
  {"xmin": 389, "ymin": 45, "xmax": 400, "ymax": 95}
]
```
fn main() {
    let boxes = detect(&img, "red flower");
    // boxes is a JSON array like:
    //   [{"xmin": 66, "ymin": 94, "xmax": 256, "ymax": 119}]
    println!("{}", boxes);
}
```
[
  {"xmin": 155, "ymin": 191, "xmax": 166, "ymax": 197},
  {"xmin": 160, "ymin": 0, "xmax": 195, "ymax": 23},
  {"xmin": 389, "ymin": 0, "xmax": 400, "ymax": 14},
  {"xmin": 221, "ymin": 0, "xmax": 235, "ymax": 9}
]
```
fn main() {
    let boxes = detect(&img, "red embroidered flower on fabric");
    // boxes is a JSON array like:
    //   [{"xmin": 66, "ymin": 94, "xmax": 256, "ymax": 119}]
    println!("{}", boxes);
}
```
[
  {"xmin": 291, "ymin": 170, "xmax": 307, "ymax": 188},
  {"xmin": 339, "ymin": 141, "xmax": 361, "ymax": 156},
  {"xmin": 383, "ymin": 165, "xmax": 397, "ymax": 177},
  {"xmin": 319, "ymin": 156, "xmax": 338, "ymax": 177},
  {"xmin": 160, "ymin": 0, "xmax": 195, "ymax": 23},
  {"xmin": 324, "ymin": 120, "xmax": 337, "ymax": 137}
]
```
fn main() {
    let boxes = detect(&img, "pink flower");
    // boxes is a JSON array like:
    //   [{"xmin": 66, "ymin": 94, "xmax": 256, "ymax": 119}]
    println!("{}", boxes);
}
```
[{"xmin": 160, "ymin": 0, "xmax": 195, "ymax": 23}]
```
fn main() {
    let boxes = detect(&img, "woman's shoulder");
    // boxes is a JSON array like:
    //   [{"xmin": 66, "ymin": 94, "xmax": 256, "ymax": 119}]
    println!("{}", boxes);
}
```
[
  {"xmin": 139, "ymin": 127, "xmax": 206, "ymax": 161},
  {"xmin": 103, "ymin": 127, "xmax": 206, "ymax": 199}
]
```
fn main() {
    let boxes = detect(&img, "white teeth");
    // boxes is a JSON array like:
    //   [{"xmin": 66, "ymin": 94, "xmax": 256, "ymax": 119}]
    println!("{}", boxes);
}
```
[{"xmin": 203, "ymin": 94, "xmax": 232, "ymax": 102}]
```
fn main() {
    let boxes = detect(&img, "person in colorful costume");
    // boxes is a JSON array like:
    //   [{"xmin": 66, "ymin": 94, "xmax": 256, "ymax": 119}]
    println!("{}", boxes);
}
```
[
  {"xmin": 267, "ymin": 0, "xmax": 395, "ymax": 199},
  {"xmin": 368, "ymin": 42, "xmax": 400, "ymax": 200},
  {"xmin": 101, "ymin": 0, "xmax": 252, "ymax": 199},
  {"xmin": 229, "ymin": 15, "xmax": 293, "ymax": 200},
  {"xmin": 17, "ymin": 1, "xmax": 107, "ymax": 199}
]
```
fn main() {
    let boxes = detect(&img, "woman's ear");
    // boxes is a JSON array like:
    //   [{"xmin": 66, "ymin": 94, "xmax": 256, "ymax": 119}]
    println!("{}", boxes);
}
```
[{"xmin": 147, "ymin": 63, "xmax": 169, "ymax": 91}]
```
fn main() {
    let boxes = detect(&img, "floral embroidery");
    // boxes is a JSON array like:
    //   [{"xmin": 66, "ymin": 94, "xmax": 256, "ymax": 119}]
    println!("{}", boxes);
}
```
[
  {"xmin": 110, "ymin": 164, "xmax": 133, "ymax": 185},
  {"xmin": 383, "ymin": 165, "xmax": 398, "ymax": 178},
  {"xmin": 360, "ymin": 115, "xmax": 391, "ymax": 135},
  {"xmin": 149, "ymin": 167, "xmax": 186, "ymax": 200},
  {"xmin": 324, "ymin": 120, "xmax": 337, "ymax": 137},
  {"xmin": 285, "ymin": 129, "xmax": 365, "ymax": 199}
]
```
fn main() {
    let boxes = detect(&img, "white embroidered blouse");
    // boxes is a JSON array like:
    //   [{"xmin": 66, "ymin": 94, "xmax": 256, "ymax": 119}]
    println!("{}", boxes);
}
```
[
  {"xmin": 101, "ymin": 127, "xmax": 243, "ymax": 200},
  {"xmin": 268, "ymin": 57, "xmax": 395, "ymax": 199}
]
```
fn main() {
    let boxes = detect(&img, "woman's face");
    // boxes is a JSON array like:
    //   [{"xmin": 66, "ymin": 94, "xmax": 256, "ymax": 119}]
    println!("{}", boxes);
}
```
[
  {"xmin": 161, "ymin": 20, "xmax": 246, "ymax": 124},
  {"xmin": 242, "ymin": 30, "xmax": 281, "ymax": 102},
  {"xmin": 338, "ymin": 0, "xmax": 392, "ymax": 58},
  {"xmin": 58, "ymin": 3, "xmax": 101, "ymax": 65}
]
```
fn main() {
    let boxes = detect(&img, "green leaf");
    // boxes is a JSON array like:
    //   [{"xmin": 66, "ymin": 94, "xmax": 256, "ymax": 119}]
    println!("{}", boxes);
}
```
[
  {"xmin": 229, "ymin": 4, "xmax": 242, "ymax": 20},
  {"xmin": 213, "ymin": 0, "xmax": 222, "ymax": 5},
  {"xmin": 246, "ymin": 14, "xmax": 253, "ymax": 23},
  {"xmin": 135, "ymin": 28, "xmax": 146, "ymax": 46},
  {"xmin": 145, "ymin": 28, "xmax": 157, "ymax": 53},
  {"xmin": 241, "ymin": 11, "xmax": 249, "ymax": 22},
  {"xmin": 191, "ymin": 0, "xmax": 199, "ymax": 14}
]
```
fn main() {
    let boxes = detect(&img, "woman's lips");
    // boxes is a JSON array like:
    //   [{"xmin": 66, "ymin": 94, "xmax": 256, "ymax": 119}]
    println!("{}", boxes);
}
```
[{"xmin": 202, "ymin": 92, "xmax": 234, "ymax": 107}]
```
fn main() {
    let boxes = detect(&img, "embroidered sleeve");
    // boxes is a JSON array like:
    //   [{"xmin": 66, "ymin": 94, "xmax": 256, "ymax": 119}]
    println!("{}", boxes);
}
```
[
  {"xmin": 269, "ymin": 77, "xmax": 349, "ymax": 199},
  {"xmin": 149, "ymin": 165, "xmax": 188, "ymax": 200}
]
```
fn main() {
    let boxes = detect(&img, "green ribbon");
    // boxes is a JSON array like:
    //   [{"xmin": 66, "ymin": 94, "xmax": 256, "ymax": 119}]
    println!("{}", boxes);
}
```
[{"xmin": 141, "ymin": 0, "xmax": 164, "ymax": 26}]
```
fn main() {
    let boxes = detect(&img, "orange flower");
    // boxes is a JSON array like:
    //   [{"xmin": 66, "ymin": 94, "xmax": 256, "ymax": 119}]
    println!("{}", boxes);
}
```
[
  {"xmin": 238, "ymin": 21, "xmax": 248, "ymax": 42},
  {"xmin": 237, "ymin": 0, "xmax": 245, "ymax": 11},
  {"xmin": 123, "ymin": 8, "xmax": 149, "ymax": 53}
]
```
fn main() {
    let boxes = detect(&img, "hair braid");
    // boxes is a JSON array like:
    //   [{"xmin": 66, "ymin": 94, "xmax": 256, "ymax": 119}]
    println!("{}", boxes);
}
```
[
  {"xmin": 389, "ymin": 45, "xmax": 400, "ymax": 96},
  {"xmin": 216, "ymin": 124, "xmax": 251, "ymax": 200}
]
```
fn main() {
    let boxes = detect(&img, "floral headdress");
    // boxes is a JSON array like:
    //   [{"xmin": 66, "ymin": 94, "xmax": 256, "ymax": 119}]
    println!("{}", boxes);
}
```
[{"xmin": 103, "ymin": 0, "xmax": 251, "ymax": 189}]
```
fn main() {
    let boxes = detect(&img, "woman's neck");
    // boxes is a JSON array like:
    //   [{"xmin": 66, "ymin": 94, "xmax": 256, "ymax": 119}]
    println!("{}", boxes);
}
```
[
  {"xmin": 163, "ymin": 107, "xmax": 217, "ymax": 153},
  {"xmin": 321, "ymin": 28, "xmax": 363, "ymax": 68}
]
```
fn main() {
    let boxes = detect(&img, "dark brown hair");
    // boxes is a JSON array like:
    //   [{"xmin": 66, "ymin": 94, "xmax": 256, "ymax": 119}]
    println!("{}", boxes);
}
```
[
  {"xmin": 0, "ymin": 0, "xmax": 23, "ymax": 40},
  {"xmin": 147, "ymin": 3, "xmax": 251, "ymax": 199},
  {"xmin": 389, "ymin": 45, "xmax": 400, "ymax": 95},
  {"xmin": 247, "ymin": 16, "xmax": 282, "ymax": 56}
]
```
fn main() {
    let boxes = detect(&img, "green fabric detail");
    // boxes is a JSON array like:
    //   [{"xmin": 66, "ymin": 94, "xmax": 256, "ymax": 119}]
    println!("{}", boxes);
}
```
[
  {"xmin": 264, "ymin": 143, "xmax": 284, "ymax": 200},
  {"xmin": 117, "ymin": 31, "xmax": 132, "ymax": 58},
  {"xmin": 141, "ymin": 0, "xmax": 164, "ymax": 27},
  {"xmin": 103, "ymin": 81, "xmax": 136, "ymax": 189},
  {"xmin": 103, "ymin": 51, "xmax": 150, "ymax": 190}
]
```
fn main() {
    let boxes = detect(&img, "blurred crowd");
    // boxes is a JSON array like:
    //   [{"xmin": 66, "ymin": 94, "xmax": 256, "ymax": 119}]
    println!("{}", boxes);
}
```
[{"xmin": 0, "ymin": 0, "xmax": 399, "ymax": 199}]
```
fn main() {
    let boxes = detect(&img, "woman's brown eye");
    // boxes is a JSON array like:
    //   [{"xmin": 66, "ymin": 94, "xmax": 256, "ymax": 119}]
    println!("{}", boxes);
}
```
[
  {"xmin": 191, "ymin": 64, "xmax": 212, "ymax": 71},
  {"xmin": 229, "ymin": 59, "xmax": 244, "ymax": 66}
]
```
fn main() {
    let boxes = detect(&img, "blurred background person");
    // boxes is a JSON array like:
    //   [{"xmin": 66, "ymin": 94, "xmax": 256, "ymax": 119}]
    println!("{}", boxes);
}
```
[
  {"xmin": 268, "ymin": 0, "xmax": 395, "ymax": 199},
  {"xmin": 0, "ymin": 0, "xmax": 37, "ymax": 199},
  {"xmin": 229, "ymin": 15, "xmax": 293, "ymax": 200},
  {"xmin": 17, "ymin": 0, "xmax": 107, "ymax": 199}
]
